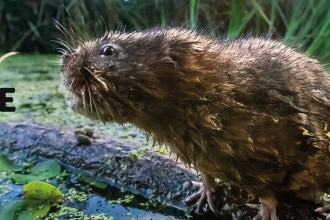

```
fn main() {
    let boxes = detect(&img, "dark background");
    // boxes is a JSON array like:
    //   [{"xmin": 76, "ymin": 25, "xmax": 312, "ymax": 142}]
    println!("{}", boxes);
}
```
[{"xmin": 0, "ymin": 0, "xmax": 329, "ymax": 63}]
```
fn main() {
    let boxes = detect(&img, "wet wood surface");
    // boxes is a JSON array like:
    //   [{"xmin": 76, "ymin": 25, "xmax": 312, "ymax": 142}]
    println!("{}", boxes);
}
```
[{"xmin": 0, "ymin": 121, "xmax": 198, "ymax": 210}]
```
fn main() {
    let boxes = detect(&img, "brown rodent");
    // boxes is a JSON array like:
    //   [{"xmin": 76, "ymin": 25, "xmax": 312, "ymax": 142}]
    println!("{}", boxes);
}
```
[{"xmin": 60, "ymin": 26, "xmax": 330, "ymax": 219}]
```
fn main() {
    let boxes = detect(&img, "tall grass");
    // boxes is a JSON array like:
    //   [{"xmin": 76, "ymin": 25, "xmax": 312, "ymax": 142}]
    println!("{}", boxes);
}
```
[
  {"xmin": 189, "ymin": 0, "xmax": 199, "ymax": 28},
  {"xmin": 279, "ymin": 0, "xmax": 330, "ymax": 63},
  {"xmin": 226, "ymin": 0, "xmax": 330, "ymax": 63},
  {"xmin": 227, "ymin": 0, "xmax": 255, "ymax": 39},
  {"xmin": 1, "ymin": 0, "xmax": 330, "ymax": 63}
]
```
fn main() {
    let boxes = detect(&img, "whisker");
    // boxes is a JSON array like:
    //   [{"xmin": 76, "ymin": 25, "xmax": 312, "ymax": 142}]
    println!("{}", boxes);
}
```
[
  {"xmin": 54, "ymin": 47, "xmax": 67, "ymax": 54},
  {"xmin": 63, "ymin": 4, "xmax": 73, "ymax": 20},
  {"xmin": 80, "ymin": 67, "xmax": 93, "ymax": 115},
  {"xmin": 56, "ymin": 40, "xmax": 73, "ymax": 50},
  {"xmin": 52, "ymin": 38, "xmax": 74, "ymax": 51},
  {"xmin": 56, "ymin": 48, "xmax": 68, "ymax": 54},
  {"xmin": 91, "ymin": 98, "xmax": 102, "ymax": 122},
  {"xmin": 70, "ymin": 27, "xmax": 80, "ymax": 42},
  {"xmin": 91, "ymin": 85, "xmax": 113, "ymax": 117},
  {"xmin": 100, "ymin": 15, "xmax": 108, "ymax": 33},
  {"xmin": 68, "ymin": 78, "xmax": 74, "ymax": 92},
  {"xmin": 84, "ymin": 67, "xmax": 109, "ymax": 92},
  {"xmin": 87, "ymin": 82, "xmax": 93, "ymax": 114},
  {"xmin": 81, "ymin": 87, "xmax": 87, "ymax": 115},
  {"xmin": 53, "ymin": 18, "xmax": 74, "ymax": 40}
]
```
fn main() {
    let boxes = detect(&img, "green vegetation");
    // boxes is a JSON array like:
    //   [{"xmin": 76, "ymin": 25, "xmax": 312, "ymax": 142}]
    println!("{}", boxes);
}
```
[
  {"xmin": 1, "ymin": 0, "xmax": 330, "ymax": 63},
  {"xmin": 10, "ymin": 160, "xmax": 61, "ymax": 184},
  {"xmin": 45, "ymin": 206, "xmax": 114, "ymax": 220},
  {"xmin": 109, "ymin": 194, "xmax": 135, "ymax": 204},
  {"xmin": 0, "ymin": 153, "xmax": 119, "ymax": 219},
  {"xmin": 0, "ymin": 155, "xmax": 64, "ymax": 220}
]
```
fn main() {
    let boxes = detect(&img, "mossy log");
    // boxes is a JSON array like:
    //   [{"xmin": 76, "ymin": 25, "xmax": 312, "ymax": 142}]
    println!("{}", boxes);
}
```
[{"xmin": 0, "ymin": 121, "xmax": 197, "ymax": 210}]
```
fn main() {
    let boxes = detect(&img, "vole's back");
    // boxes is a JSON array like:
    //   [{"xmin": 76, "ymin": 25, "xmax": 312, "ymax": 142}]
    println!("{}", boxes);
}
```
[{"xmin": 196, "ymin": 37, "xmax": 330, "ymax": 200}]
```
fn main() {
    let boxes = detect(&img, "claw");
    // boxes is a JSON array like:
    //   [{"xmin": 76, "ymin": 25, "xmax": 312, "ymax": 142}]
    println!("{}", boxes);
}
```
[
  {"xmin": 246, "ymin": 203, "xmax": 261, "ymax": 209},
  {"xmin": 315, "ymin": 204, "xmax": 330, "ymax": 219},
  {"xmin": 247, "ymin": 193, "xmax": 278, "ymax": 220},
  {"xmin": 184, "ymin": 172, "xmax": 216, "ymax": 213}
]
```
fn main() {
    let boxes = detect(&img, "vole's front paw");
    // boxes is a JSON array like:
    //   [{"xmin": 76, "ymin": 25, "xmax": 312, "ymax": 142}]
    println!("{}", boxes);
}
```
[
  {"xmin": 184, "ymin": 172, "xmax": 216, "ymax": 214},
  {"xmin": 247, "ymin": 193, "xmax": 278, "ymax": 220},
  {"xmin": 315, "ymin": 204, "xmax": 330, "ymax": 219}
]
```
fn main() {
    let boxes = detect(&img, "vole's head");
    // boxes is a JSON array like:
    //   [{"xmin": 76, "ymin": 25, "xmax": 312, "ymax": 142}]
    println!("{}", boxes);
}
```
[
  {"xmin": 60, "ymin": 31, "xmax": 133, "ymax": 123},
  {"xmin": 60, "ymin": 27, "xmax": 216, "ymax": 126}
]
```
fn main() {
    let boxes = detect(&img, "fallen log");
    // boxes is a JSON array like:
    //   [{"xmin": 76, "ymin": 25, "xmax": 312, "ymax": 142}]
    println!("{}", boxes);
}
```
[{"xmin": 0, "ymin": 121, "xmax": 197, "ymax": 211}]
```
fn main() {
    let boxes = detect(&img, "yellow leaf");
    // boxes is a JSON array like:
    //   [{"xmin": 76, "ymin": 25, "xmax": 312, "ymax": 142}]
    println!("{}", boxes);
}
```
[{"xmin": 24, "ymin": 181, "xmax": 63, "ymax": 204}]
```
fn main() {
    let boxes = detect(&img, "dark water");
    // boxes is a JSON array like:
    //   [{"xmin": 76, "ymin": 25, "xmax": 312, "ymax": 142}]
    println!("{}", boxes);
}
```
[{"xmin": 0, "ymin": 164, "xmax": 190, "ymax": 220}]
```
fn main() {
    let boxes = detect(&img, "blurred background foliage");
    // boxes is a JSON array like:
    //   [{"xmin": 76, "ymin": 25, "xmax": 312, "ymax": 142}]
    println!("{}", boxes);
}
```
[{"xmin": 0, "ymin": 0, "xmax": 330, "ymax": 63}]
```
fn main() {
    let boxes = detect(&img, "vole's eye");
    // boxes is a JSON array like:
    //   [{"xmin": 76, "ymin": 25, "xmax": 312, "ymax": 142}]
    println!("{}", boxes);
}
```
[{"xmin": 101, "ymin": 46, "xmax": 115, "ymax": 56}]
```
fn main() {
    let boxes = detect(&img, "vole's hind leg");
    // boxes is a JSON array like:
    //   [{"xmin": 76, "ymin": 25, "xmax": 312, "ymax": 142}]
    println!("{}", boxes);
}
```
[
  {"xmin": 184, "ymin": 172, "xmax": 216, "ymax": 214},
  {"xmin": 247, "ymin": 193, "xmax": 278, "ymax": 220},
  {"xmin": 315, "ymin": 204, "xmax": 330, "ymax": 219}
]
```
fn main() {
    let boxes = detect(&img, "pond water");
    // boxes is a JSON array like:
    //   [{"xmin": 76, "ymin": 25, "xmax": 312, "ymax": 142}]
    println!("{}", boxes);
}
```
[{"xmin": 0, "ymin": 171, "xmax": 188, "ymax": 220}]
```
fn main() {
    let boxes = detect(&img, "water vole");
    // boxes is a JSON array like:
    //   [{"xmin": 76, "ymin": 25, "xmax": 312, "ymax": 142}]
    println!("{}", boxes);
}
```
[{"xmin": 60, "ymin": 26, "xmax": 330, "ymax": 219}]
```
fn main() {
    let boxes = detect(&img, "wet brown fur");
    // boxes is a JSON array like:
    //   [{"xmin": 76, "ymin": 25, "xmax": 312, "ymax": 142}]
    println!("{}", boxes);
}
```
[{"xmin": 60, "ymin": 27, "xmax": 330, "ymax": 204}]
